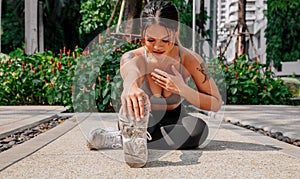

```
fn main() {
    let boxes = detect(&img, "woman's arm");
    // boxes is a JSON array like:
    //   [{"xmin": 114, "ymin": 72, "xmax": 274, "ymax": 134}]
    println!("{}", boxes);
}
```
[
  {"xmin": 150, "ymin": 48, "xmax": 222, "ymax": 112},
  {"xmin": 181, "ymin": 50, "xmax": 222, "ymax": 112},
  {"xmin": 120, "ymin": 50, "xmax": 149, "ymax": 120}
]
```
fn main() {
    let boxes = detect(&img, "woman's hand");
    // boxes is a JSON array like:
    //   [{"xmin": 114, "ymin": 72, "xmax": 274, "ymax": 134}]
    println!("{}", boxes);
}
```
[
  {"xmin": 151, "ymin": 65, "xmax": 186, "ymax": 95},
  {"xmin": 121, "ymin": 85, "xmax": 150, "ymax": 121}
]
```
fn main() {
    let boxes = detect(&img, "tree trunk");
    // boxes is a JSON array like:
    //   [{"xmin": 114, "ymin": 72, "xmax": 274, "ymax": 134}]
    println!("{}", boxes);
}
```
[
  {"xmin": 124, "ymin": 0, "xmax": 142, "ymax": 35},
  {"xmin": 199, "ymin": 0, "xmax": 205, "ymax": 38},
  {"xmin": 236, "ymin": 0, "xmax": 246, "ymax": 57}
]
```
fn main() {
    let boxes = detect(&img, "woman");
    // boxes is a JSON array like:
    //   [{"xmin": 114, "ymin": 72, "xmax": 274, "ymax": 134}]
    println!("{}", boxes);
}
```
[{"xmin": 87, "ymin": 0, "xmax": 222, "ymax": 168}]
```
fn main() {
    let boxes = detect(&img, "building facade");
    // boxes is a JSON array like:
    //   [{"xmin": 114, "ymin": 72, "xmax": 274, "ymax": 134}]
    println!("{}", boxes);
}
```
[{"xmin": 216, "ymin": 0, "xmax": 267, "ymax": 63}]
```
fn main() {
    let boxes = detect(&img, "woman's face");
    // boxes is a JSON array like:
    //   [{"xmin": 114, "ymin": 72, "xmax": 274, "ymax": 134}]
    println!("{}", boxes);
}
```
[{"xmin": 144, "ymin": 23, "xmax": 176, "ymax": 57}]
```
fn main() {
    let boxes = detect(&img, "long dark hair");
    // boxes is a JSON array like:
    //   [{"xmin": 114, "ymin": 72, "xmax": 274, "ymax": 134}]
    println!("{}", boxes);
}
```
[{"xmin": 140, "ymin": 1, "xmax": 180, "ymax": 43}]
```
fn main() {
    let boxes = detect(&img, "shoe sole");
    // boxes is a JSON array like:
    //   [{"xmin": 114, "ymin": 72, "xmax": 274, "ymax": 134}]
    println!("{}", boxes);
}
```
[
  {"xmin": 119, "ymin": 102, "xmax": 149, "ymax": 168},
  {"xmin": 123, "ymin": 137, "xmax": 148, "ymax": 168}
]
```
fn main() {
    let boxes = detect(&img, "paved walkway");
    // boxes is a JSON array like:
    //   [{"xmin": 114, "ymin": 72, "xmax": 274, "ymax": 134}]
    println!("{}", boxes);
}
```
[
  {"xmin": 0, "ymin": 105, "xmax": 299, "ymax": 178},
  {"xmin": 0, "ymin": 106, "xmax": 67, "ymax": 139},
  {"xmin": 223, "ymin": 105, "xmax": 300, "ymax": 141}
]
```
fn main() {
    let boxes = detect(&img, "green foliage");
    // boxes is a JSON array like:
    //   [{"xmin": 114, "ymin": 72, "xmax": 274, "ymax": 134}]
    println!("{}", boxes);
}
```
[
  {"xmin": 1, "ymin": 0, "xmax": 24, "ymax": 53},
  {"xmin": 218, "ymin": 55, "xmax": 292, "ymax": 105},
  {"xmin": 42, "ymin": 0, "xmax": 83, "ymax": 52},
  {"xmin": 79, "ymin": 0, "xmax": 118, "ymax": 34},
  {"xmin": 73, "ymin": 36, "xmax": 141, "ymax": 112},
  {"xmin": 265, "ymin": 0, "xmax": 300, "ymax": 69},
  {"xmin": 1, "ymin": 0, "xmax": 85, "ymax": 54},
  {"xmin": 0, "ymin": 47, "xmax": 77, "ymax": 107},
  {"xmin": 0, "ymin": 36, "xmax": 141, "ymax": 112},
  {"xmin": 171, "ymin": 0, "xmax": 209, "ymax": 37}
]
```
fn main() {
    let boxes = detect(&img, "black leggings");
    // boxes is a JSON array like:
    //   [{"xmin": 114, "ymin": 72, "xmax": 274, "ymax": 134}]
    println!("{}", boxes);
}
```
[{"xmin": 147, "ymin": 104, "xmax": 208, "ymax": 150}]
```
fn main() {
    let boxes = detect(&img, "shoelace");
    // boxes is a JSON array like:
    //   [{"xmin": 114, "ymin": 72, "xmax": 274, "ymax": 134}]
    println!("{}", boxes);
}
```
[
  {"xmin": 129, "ymin": 127, "xmax": 152, "ymax": 141},
  {"xmin": 104, "ymin": 131, "xmax": 122, "ymax": 149}
]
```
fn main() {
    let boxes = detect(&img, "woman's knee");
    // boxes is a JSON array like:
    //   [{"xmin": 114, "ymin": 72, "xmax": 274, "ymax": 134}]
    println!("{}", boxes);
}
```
[{"xmin": 181, "ymin": 116, "xmax": 208, "ymax": 137}]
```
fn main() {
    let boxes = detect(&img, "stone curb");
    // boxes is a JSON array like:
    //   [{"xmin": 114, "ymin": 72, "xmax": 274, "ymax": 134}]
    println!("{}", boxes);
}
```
[{"xmin": 0, "ymin": 117, "xmax": 77, "ymax": 172}]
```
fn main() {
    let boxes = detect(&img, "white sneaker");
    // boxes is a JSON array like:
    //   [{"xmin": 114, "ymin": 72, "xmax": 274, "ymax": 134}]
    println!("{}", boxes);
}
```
[
  {"xmin": 119, "ymin": 100, "xmax": 151, "ymax": 168},
  {"xmin": 87, "ymin": 128, "xmax": 122, "ymax": 150}
]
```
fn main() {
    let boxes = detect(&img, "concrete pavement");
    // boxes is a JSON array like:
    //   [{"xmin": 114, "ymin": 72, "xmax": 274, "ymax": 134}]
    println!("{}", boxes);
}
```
[
  {"xmin": 0, "ymin": 106, "xmax": 67, "ymax": 139},
  {"xmin": 223, "ymin": 105, "xmax": 300, "ymax": 143},
  {"xmin": 0, "ymin": 105, "xmax": 299, "ymax": 178}
]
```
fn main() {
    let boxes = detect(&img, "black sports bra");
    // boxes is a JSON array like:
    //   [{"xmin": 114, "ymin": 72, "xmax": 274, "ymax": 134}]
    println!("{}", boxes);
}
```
[{"xmin": 140, "ymin": 47, "xmax": 183, "ymax": 105}]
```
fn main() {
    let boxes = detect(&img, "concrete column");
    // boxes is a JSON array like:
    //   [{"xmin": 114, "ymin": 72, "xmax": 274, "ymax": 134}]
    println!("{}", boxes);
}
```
[
  {"xmin": 25, "ymin": 0, "xmax": 38, "ymax": 54},
  {"xmin": 38, "ymin": 1, "xmax": 44, "ymax": 52}
]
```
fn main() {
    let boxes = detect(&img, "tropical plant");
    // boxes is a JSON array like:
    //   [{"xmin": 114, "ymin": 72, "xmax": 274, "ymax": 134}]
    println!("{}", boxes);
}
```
[
  {"xmin": 218, "ymin": 55, "xmax": 292, "ymax": 105},
  {"xmin": 0, "ymin": 46, "xmax": 78, "ymax": 107},
  {"xmin": 79, "ymin": 0, "xmax": 119, "ymax": 34},
  {"xmin": 1, "ymin": 0, "xmax": 24, "ymax": 53},
  {"xmin": 1, "ymin": 0, "xmax": 84, "ymax": 54},
  {"xmin": 0, "ymin": 35, "xmax": 141, "ymax": 112},
  {"xmin": 265, "ymin": 0, "xmax": 300, "ymax": 70},
  {"xmin": 72, "ymin": 35, "xmax": 141, "ymax": 112}
]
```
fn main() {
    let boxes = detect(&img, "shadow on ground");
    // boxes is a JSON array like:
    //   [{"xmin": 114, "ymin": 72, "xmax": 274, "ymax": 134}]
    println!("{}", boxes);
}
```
[{"xmin": 145, "ymin": 140, "xmax": 281, "ymax": 168}]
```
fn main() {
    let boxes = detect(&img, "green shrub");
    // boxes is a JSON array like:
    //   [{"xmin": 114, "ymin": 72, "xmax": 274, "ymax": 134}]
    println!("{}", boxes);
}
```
[
  {"xmin": 218, "ymin": 55, "xmax": 293, "ymax": 105},
  {"xmin": 0, "ymin": 35, "xmax": 141, "ymax": 112},
  {"xmin": 72, "ymin": 36, "xmax": 141, "ymax": 112},
  {"xmin": 0, "ymin": 47, "xmax": 78, "ymax": 107},
  {"xmin": 1, "ymin": 40, "xmax": 294, "ymax": 111}
]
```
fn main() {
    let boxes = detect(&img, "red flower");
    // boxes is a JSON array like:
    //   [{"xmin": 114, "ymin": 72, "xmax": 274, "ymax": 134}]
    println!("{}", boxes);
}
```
[
  {"xmin": 22, "ymin": 62, "xmax": 25, "ymax": 70},
  {"xmin": 249, "ymin": 65, "xmax": 253, "ymax": 70},
  {"xmin": 234, "ymin": 72, "xmax": 239, "ymax": 80},
  {"xmin": 106, "ymin": 74, "xmax": 110, "ymax": 83},
  {"xmin": 82, "ymin": 64, "xmax": 85, "ymax": 69},
  {"xmin": 58, "ymin": 62, "xmax": 62, "ymax": 71},
  {"xmin": 98, "ymin": 35, "xmax": 104, "ymax": 43},
  {"xmin": 70, "ymin": 86, "xmax": 74, "ymax": 94},
  {"xmin": 87, "ymin": 47, "xmax": 90, "ymax": 55},
  {"xmin": 67, "ymin": 50, "xmax": 71, "ymax": 57},
  {"xmin": 60, "ymin": 49, "xmax": 62, "ymax": 58}
]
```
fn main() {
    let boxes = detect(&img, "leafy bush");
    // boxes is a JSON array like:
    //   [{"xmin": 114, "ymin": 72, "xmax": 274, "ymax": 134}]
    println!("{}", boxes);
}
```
[
  {"xmin": 0, "ymin": 36, "xmax": 141, "ymax": 112},
  {"xmin": 265, "ymin": 0, "xmax": 300, "ymax": 69},
  {"xmin": 0, "ymin": 47, "xmax": 78, "ymax": 107},
  {"xmin": 218, "ymin": 55, "xmax": 293, "ymax": 105},
  {"xmin": 1, "ymin": 38, "xmax": 294, "ymax": 112},
  {"xmin": 72, "ymin": 36, "xmax": 141, "ymax": 112}
]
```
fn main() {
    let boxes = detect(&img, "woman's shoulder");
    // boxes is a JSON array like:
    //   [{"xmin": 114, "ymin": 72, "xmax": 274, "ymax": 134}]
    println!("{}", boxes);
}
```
[
  {"xmin": 179, "ymin": 46, "xmax": 204, "ymax": 64},
  {"xmin": 121, "ymin": 47, "xmax": 145, "ymax": 65},
  {"xmin": 123, "ymin": 47, "xmax": 145, "ymax": 58}
]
